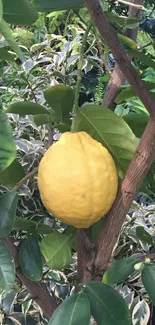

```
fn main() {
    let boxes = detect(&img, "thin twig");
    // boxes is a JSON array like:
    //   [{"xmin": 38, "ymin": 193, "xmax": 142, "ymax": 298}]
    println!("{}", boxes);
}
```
[
  {"xmin": 12, "ymin": 167, "xmax": 38, "ymax": 192},
  {"xmin": 71, "ymin": 21, "xmax": 92, "ymax": 131}
]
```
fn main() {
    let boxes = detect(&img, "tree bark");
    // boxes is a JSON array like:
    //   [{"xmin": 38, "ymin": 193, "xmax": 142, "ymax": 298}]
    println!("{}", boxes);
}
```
[
  {"xmin": 1, "ymin": 238, "xmax": 58, "ymax": 319},
  {"xmin": 77, "ymin": 0, "xmax": 155, "ymax": 284},
  {"xmin": 102, "ymin": 0, "xmax": 142, "ymax": 109}
]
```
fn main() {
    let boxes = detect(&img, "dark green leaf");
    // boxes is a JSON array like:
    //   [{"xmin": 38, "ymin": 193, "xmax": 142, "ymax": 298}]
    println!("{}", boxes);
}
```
[
  {"xmin": 0, "ymin": 48, "xmax": 15, "ymax": 62},
  {"xmin": 0, "ymin": 19, "xmax": 22, "ymax": 59},
  {"xmin": 0, "ymin": 108, "xmax": 16, "ymax": 172},
  {"xmin": 55, "ymin": 122, "xmax": 71, "ymax": 133},
  {"xmin": 48, "ymin": 292, "xmax": 90, "ymax": 325},
  {"xmin": 116, "ymin": 82, "xmax": 155, "ymax": 104},
  {"xmin": 0, "ymin": 160, "xmax": 25, "ymax": 189},
  {"xmin": 103, "ymin": 257, "xmax": 141, "ymax": 285},
  {"xmin": 3, "ymin": 0, "xmax": 38, "ymax": 25},
  {"xmin": 92, "ymin": 219, "xmax": 104, "ymax": 244},
  {"xmin": 105, "ymin": 12, "xmax": 141, "ymax": 29},
  {"xmin": 0, "ymin": 192, "xmax": 18, "ymax": 237},
  {"xmin": 123, "ymin": 113, "xmax": 149, "ymax": 138},
  {"xmin": 75, "ymin": 105, "xmax": 138, "ymax": 177},
  {"xmin": 85, "ymin": 281, "xmax": 132, "ymax": 325},
  {"xmin": 142, "ymin": 264, "xmax": 155, "ymax": 305},
  {"xmin": 44, "ymin": 84, "xmax": 74, "ymax": 124},
  {"xmin": 0, "ymin": 241, "xmax": 15, "ymax": 292},
  {"xmin": 34, "ymin": 113, "xmax": 50, "ymax": 126},
  {"xmin": 34, "ymin": 0, "xmax": 84, "ymax": 12},
  {"xmin": 19, "ymin": 236, "xmax": 43, "ymax": 281},
  {"xmin": 136, "ymin": 226, "xmax": 153, "ymax": 245},
  {"xmin": 40, "ymin": 232, "xmax": 72, "ymax": 270},
  {"xmin": 14, "ymin": 218, "xmax": 53, "ymax": 234},
  {"xmin": 6, "ymin": 101, "xmax": 48, "ymax": 116},
  {"xmin": 128, "ymin": 49, "xmax": 155, "ymax": 69}
]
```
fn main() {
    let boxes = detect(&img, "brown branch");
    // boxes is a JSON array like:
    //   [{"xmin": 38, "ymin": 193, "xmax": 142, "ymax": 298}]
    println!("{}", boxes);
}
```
[
  {"xmin": 76, "ymin": 0, "xmax": 155, "ymax": 284},
  {"xmin": 102, "ymin": 0, "xmax": 142, "ymax": 109},
  {"xmin": 1, "ymin": 237, "xmax": 58, "ymax": 319},
  {"xmin": 12, "ymin": 167, "xmax": 38, "ymax": 192},
  {"xmin": 83, "ymin": 0, "xmax": 155, "ymax": 117}
]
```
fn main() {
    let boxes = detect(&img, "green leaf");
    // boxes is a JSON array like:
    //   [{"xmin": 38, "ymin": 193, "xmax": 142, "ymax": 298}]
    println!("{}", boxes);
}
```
[
  {"xmin": 105, "ymin": 12, "xmax": 141, "ymax": 29},
  {"xmin": 103, "ymin": 257, "xmax": 141, "ymax": 285},
  {"xmin": 0, "ymin": 19, "xmax": 23, "ymax": 60},
  {"xmin": 0, "ymin": 192, "xmax": 18, "ymax": 237},
  {"xmin": 0, "ymin": 109, "xmax": 16, "ymax": 172},
  {"xmin": 0, "ymin": 159, "xmax": 25, "ymax": 189},
  {"xmin": 128, "ymin": 49, "xmax": 155, "ymax": 69},
  {"xmin": 0, "ymin": 48, "xmax": 15, "ymax": 62},
  {"xmin": 123, "ymin": 113, "xmax": 149, "ymax": 138},
  {"xmin": 75, "ymin": 105, "xmax": 138, "ymax": 177},
  {"xmin": 0, "ymin": 241, "xmax": 15, "ymax": 292},
  {"xmin": 142, "ymin": 264, "xmax": 155, "ymax": 305},
  {"xmin": 118, "ymin": 34, "xmax": 137, "ymax": 49},
  {"xmin": 6, "ymin": 101, "xmax": 48, "ymax": 116},
  {"xmin": 40, "ymin": 232, "xmax": 72, "ymax": 270},
  {"xmin": 85, "ymin": 281, "xmax": 132, "ymax": 325},
  {"xmin": 14, "ymin": 218, "xmax": 53, "ymax": 235},
  {"xmin": 48, "ymin": 292, "xmax": 90, "ymax": 325},
  {"xmin": 19, "ymin": 236, "xmax": 43, "ymax": 281},
  {"xmin": 34, "ymin": 0, "xmax": 84, "ymax": 12},
  {"xmin": 136, "ymin": 226, "xmax": 153, "ymax": 245},
  {"xmin": 55, "ymin": 122, "xmax": 71, "ymax": 133},
  {"xmin": 116, "ymin": 82, "xmax": 155, "ymax": 104},
  {"xmin": 44, "ymin": 84, "xmax": 74, "ymax": 124},
  {"xmin": 3, "ymin": 0, "xmax": 38, "ymax": 26},
  {"xmin": 92, "ymin": 219, "xmax": 104, "ymax": 244},
  {"xmin": 34, "ymin": 113, "xmax": 50, "ymax": 126}
]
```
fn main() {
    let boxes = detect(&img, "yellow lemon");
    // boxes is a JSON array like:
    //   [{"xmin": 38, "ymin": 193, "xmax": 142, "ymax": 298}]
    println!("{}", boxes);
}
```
[{"xmin": 38, "ymin": 132, "xmax": 118, "ymax": 228}]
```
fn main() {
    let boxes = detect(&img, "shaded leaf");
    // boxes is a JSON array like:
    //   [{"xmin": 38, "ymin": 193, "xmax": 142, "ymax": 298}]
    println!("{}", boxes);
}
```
[
  {"xmin": 6, "ymin": 101, "xmax": 48, "ymax": 116},
  {"xmin": 55, "ymin": 122, "xmax": 71, "ymax": 133},
  {"xmin": 0, "ymin": 108, "xmax": 16, "ymax": 172},
  {"xmin": 14, "ymin": 218, "xmax": 53, "ymax": 234},
  {"xmin": 0, "ymin": 18, "xmax": 23, "ymax": 60},
  {"xmin": 132, "ymin": 300, "xmax": 150, "ymax": 325},
  {"xmin": 44, "ymin": 84, "xmax": 74, "ymax": 124},
  {"xmin": 123, "ymin": 113, "xmax": 149, "ymax": 138},
  {"xmin": 40, "ymin": 232, "xmax": 72, "ymax": 270},
  {"xmin": 103, "ymin": 257, "xmax": 141, "ymax": 285},
  {"xmin": 0, "ymin": 0, "xmax": 2, "ymax": 23},
  {"xmin": 34, "ymin": 0, "xmax": 84, "ymax": 12},
  {"xmin": 116, "ymin": 82, "xmax": 155, "ymax": 104},
  {"xmin": 128, "ymin": 49, "xmax": 155, "ymax": 69},
  {"xmin": 34, "ymin": 113, "xmax": 50, "ymax": 126},
  {"xmin": 48, "ymin": 292, "xmax": 90, "ymax": 325},
  {"xmin": 0, "ymin": 192, "xmax": 18, "ymax": 237},
  {"xmin": 136, "ymin": 226, "xmax": 153, "ymax": 245},
  {"xmin": 3, "ymin": 0, "xmax": 38, "ymax": 26},
  {"xmin": 142, "ymin": 264, "xmax": 155, "ymax": 305},
  {"xmin": 0, "ymin": 48, "xmax": 15, "ymax": 62},
  {"xmin": 19, "ymin": 236, "xmax": 43, "ymax": 281},
  {"xmin": 75, "ymin": 105, "xmax": 138, "ymax": 177},
  {"xmin": 0, "ymin": 159, "xmax": 25, "ymax": 189},
  {"xmin": 85, "ymin": 281, "xmax": 132, "ymax": 325},
  {"xmin": 0, "ymin": 241, "xmax": 15, "ymax": 292}
]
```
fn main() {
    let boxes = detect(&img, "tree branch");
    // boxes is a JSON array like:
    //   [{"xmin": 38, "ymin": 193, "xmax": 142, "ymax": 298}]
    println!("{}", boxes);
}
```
[
  {"xmin": 103, "ymin": 0, "xmax": 142, "ymax": 109},
  {"xmin": 1, "ymin": 237, "xmax": 58, "ymax": 319},
  {"xmin": 83, "ymin": 0, "xmax": 155, "ymax": 117},
  {"xmin": 77, "ymin": 0, "xmax": 155, "ymax": 283}
]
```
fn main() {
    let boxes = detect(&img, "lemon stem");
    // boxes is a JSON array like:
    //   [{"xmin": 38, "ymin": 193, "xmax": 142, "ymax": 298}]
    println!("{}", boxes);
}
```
[{"xmin": 71, "ymin": 21, "xmax": 92, "ymax": 132}]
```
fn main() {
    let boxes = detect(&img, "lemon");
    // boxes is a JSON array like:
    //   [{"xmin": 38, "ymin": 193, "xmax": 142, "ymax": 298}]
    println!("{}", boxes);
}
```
[{"xmin": 38, "ymin": 132, "xmax": 118, "ymax": 228}]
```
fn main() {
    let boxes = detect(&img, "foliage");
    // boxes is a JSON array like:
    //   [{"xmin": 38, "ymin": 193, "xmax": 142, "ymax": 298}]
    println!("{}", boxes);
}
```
[{"xmin": 0, "ymin": 1, "xmax": 155, "ymax": 325}]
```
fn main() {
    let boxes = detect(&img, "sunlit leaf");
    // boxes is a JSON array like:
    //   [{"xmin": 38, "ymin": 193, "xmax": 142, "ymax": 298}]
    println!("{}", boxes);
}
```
[{"xmin": 40, "ymin": 232, "xmax": 72, "ymax": 270}]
